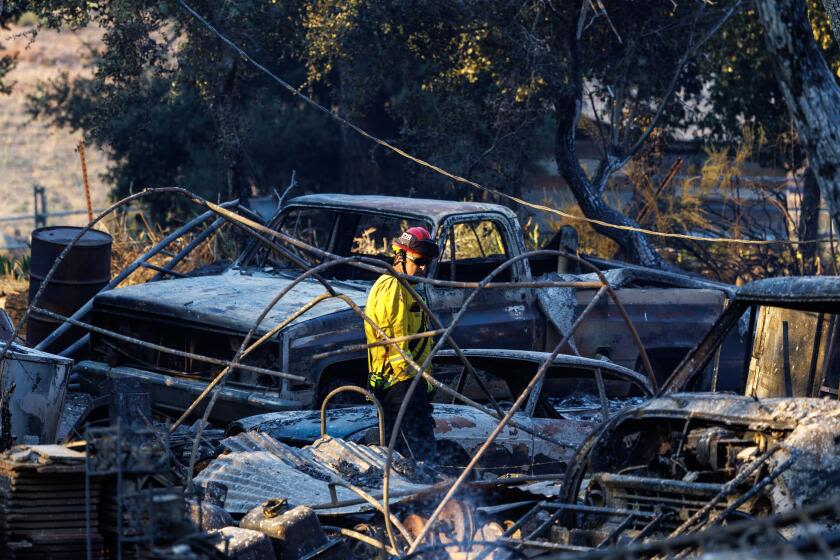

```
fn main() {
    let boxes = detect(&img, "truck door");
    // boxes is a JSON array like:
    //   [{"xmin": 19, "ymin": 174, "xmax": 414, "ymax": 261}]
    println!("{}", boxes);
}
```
[{"xmin": 425, "ymin": 215, "xmax": 537, "ymax": 351}]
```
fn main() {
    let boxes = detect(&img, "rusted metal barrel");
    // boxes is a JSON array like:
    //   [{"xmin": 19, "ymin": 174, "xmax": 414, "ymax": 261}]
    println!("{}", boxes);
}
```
[{"xmin": 27, "ymin": 227, "xmax": 112, "ymax": 351}]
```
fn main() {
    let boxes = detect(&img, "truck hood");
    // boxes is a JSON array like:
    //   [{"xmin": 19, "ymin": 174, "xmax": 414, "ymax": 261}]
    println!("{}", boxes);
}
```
[{"xmin": 93, "ymin": 269, "xmax": 369, "ymax": 335}]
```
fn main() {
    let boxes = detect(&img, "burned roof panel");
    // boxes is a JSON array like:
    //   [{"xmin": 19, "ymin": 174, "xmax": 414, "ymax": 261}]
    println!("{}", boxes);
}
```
[
  {"xmin": 735, "ymin": 276, "xmax": 840, "ymax": 308},
  {"xmin": 286, "ymin": 193, "xmax": 518, "ymax": 225},
  {"xmin": 632, "ymin": 393, "xmax": 840, "ymax": 430}
]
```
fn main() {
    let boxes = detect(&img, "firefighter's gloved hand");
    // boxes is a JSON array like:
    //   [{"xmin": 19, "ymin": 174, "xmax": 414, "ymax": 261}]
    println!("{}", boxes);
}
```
[{"xmin": 368, "ymin": 372, "xmax": 385, "ymax": 393}]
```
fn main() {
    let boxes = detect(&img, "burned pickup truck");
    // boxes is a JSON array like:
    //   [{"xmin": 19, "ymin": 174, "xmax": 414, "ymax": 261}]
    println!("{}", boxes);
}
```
[{"xmin": 73, "ymin": 194, "xmax": 732, "ymax": 422}]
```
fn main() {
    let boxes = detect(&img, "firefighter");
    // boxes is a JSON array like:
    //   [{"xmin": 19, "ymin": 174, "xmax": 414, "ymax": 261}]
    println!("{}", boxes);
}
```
[{"xmin": 364, "ymin": 226, "xmax": 440, "ymax": 460}]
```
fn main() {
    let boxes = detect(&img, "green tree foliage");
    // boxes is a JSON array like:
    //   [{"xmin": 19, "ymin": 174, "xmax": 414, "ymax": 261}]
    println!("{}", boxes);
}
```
[
  {"xmin": 701, "ymin": 1, "xmax": 840, "ymax": 149},
  {"xmin": 3, "ymin": 0, "xmax": 340, "ymax": 218},
  {"xmin": 301, "ymin": 0, "xmax": 555, "ymax": 199},
  {"xmin": 5, "ymin": 1, "xmax": 731, "ymax": 223},
  {"xmin": 5, "ymin": 0, "xmax": 828, "ymax": 273},
  {"xmin": 301, "ymin": 0, "xmax": 739, "ymax": 267}
]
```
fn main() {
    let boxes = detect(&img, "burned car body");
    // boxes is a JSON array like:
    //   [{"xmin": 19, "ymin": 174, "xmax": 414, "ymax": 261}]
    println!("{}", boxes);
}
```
[
  {"xmin": 547, "ymin": 276, "xmax": 840, "ymax": 546},
  {"xmin": 75, "ymin": 194, "xmax": 731, "ymax": 422},
  {"xmin": 560, "ymin": 395, "xmax": 840, "ymax": 544},
  {"xmin": 227, "ymin": 351, "xmax": 653, "ymax": 477},
  {"xmin": 663, "ymin": 275, "xmax": 840, "ymax": 397}
]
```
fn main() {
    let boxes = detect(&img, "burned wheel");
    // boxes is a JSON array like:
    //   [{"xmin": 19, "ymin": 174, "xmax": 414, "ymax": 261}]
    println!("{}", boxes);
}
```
[{"xmin": 316, "ymin": 374, "xmax": 367, "ymax": 407}]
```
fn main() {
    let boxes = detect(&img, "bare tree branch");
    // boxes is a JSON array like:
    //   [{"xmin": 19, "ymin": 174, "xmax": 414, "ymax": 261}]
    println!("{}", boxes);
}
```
[{"xmin": 621, "ymin": 1, "xmax": 740, "ymax": 162}]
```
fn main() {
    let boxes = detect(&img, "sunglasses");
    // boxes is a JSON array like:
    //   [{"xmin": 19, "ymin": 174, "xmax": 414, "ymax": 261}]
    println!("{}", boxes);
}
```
[{"xmin": 406, "ymin": 254, "xmax": 434, "ymax": 267}]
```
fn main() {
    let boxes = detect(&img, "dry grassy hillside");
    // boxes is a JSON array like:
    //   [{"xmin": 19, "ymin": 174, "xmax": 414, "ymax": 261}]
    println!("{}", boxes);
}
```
[{"xmin": 0, "ymin": 23, "xmax": 110, "ymax": 245}]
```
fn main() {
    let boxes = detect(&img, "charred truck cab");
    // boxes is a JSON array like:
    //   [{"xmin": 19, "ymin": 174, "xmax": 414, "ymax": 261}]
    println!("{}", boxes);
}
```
[{"xmin": 76, "ymin": 194, "xmax": 732, "ymax": 423}]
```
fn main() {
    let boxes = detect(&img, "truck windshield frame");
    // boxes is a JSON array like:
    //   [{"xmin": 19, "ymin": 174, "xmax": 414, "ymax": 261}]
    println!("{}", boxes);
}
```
[{"xmin": 239, "ymin": 204, "xmax": 434, "ymax": 279}]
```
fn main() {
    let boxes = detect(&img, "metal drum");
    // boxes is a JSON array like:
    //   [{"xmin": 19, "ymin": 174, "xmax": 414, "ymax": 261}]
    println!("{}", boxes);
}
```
[{"xmin": 27, "ymin": 226, "xmax": 112, "ymax": 352}]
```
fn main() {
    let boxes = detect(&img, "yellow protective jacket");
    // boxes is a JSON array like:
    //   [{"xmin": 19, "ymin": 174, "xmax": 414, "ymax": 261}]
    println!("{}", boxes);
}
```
[{"xmin": 364, "ymin": 274, "xmax": 434, "ymax": 390}]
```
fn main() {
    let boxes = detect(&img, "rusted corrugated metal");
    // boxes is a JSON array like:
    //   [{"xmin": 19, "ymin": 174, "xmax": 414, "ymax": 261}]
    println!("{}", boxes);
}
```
[{"xmin": 194, "ymin": 432, "xmax": 432, "ymax": 515}]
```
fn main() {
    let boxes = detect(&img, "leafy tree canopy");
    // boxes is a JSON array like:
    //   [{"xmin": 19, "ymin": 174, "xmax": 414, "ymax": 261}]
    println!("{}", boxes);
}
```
[{"xmin": 1, "ymin": 0, "xmax": 832, "ymax": 271}]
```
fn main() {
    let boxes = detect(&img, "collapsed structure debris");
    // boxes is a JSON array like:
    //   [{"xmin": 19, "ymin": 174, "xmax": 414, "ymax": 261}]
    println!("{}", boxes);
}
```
[
  {"xmin": 0, "ymin": 445, "xmax": 102, "ymax": 559},
  {"xmin": 2, "ymin": 188, "xmax": 840, "ymax": 558},
  {"xmin": 558, "ymin": 397, "xmax": 840, "ymax": 544},
  {"xmin": 195, "ymin": 431, "xmax": 434, "ymax": 516},
  {"xmin": 228, "ymin": 352, "xmax": 653, "ymax": 479},
  {"xmin": 0, "ymin": 341, "xmax": 72, "ymax": 446}
]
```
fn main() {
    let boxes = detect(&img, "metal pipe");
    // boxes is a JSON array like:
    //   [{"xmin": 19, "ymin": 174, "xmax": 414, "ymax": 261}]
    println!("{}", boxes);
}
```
[
  {"xmin": 706, "ymin": 453, "xmax": 798, "ymax": 528},
  {"xmin": 320, "ymin": 385, "xmax": 385, "ymax": 446},
  {"xmin": 309, "ymin": 489, "xmax": 421, "ymax": 510},
  {"xmin": 330, "ymin": 480, "xmax": 412, "ymax": 550},
  {"xmin": 321, "ymin": 525, "xmax": 398, "ymax": 557},
  {"xmin": 541, "ymin": 501, "xmax": 660, "ymax": 518},
  {"xmin": 669, "ymin": 445, "xmax": 782, "ymax": 537},
  {"xmin": 595, "ymin": 368, "xmax": 609, "ymax": 421},
  {"xmin": 59, "ymin": 334, "xmax": 88, "ymax": 358},
  {"xmin": 311, "ymin": 328, "xmax": 447, "ymax": 361},
  {"xmin": 149, "ymin": 216, "xmax": 227, "ymax": 281},
  {"xmin": 139, "ymin": 261, "xmax": 188, "ymax": 277}
]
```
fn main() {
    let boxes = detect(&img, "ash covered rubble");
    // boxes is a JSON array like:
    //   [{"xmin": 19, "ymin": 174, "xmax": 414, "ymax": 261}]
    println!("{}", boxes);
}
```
[{"xmin": 3, "ymin": 194, "xmax": 840, "ymax": 558}]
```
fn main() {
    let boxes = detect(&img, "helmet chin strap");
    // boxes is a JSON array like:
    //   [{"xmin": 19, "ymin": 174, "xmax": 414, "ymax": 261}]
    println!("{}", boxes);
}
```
[{"xmin": 397, "ymin": 250, "xmax": 408, "ymax": 275}]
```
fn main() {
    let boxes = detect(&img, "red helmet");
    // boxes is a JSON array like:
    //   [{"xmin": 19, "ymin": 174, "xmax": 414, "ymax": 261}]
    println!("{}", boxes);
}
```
[{"xmin": 393, "ymin": 226, "xmax": 440, "ymax": 259}]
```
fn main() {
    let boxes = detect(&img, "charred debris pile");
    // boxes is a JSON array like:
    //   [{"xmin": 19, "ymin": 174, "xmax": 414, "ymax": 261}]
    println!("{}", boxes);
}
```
[{"xmin": 1, "ymin": 190, "xmax": 840, "ymax": 558}]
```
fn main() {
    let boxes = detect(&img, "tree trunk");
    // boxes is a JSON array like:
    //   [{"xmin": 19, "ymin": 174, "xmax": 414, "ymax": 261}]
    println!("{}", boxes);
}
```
[
  {"xmin": 552, "ymin": 9, "xmax": 667, "ymax": 270},
  {"xmin": 554, "ymin": 102, "xmax": 666, "ymax": 269},
  {"xmin": 338, "ymin": 64, "xmax": 384, "ymax": 194},
  {"xmin": 216, "ymin": 54, "xmax": 252, "ymax": 204},
  {"xmin": 756, "ymin": 0, "xmax": 840, "ymax": 235},
  {"xmin": 799, "ymin": 165, "xmax": 822, "ymax": 273}
]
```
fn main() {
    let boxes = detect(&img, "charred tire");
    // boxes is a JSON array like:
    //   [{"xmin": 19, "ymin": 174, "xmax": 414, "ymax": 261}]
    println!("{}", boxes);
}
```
[{"xmin": 316, "ymin": 372, "xmax": 367, "ymax": 408}]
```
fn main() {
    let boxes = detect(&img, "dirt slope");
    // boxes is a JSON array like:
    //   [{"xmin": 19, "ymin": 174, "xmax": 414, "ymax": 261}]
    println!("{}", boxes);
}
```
[{"xmin": 0, "ymin": 24, "xmax": 110, "ymax": 246}]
